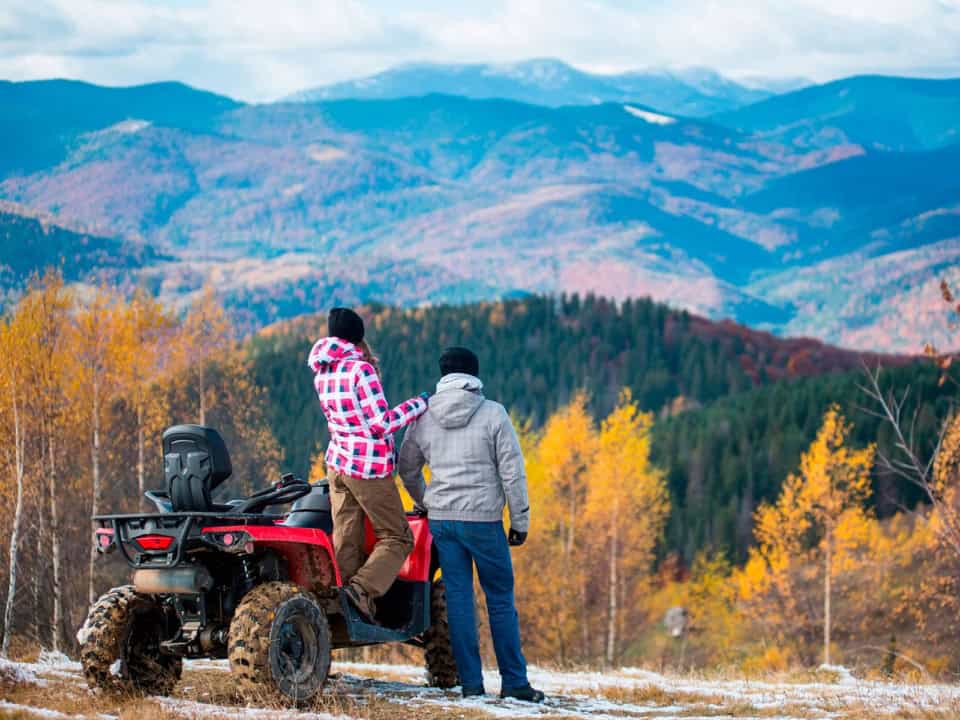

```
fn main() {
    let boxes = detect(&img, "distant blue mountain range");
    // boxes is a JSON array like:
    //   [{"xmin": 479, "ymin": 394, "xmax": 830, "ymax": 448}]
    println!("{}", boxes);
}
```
[
  {"xmin": 1, "ymin": 65, "xmax": 958, "ymax": 351},
  {"xmin": 286, "ymin": 58, "xmax": 780, "ymax": 117}
]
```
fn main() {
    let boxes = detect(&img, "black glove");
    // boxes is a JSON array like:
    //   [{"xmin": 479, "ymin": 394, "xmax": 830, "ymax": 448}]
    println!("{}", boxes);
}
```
[
  {"xmin": 412, "ymin": 504, "xmax": 428, "ymax": 518},
  {"xmin": 508, "ymin": 529, "xmax": 527, "ymax": 547}
]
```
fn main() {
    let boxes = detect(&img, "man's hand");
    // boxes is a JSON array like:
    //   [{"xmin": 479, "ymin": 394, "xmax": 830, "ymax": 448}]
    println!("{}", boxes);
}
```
[{"xmin": 508, "ymin": 529, "xmax": 527, "ymax": 547}]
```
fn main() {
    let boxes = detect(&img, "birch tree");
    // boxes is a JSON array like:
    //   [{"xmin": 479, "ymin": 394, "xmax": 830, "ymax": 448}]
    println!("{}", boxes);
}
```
[
  {"xmin": 586, "ymin": 390, "xmax": 669, "ymax": 666},
  {"xmin": 0, "ymin": 303, "xmax": 34, "ymax": 655},
  {"xmin": 26, "ymin": 277, "xmax": 73, "ymax": 650},
  {"xmin": 70, "ymin": 290, "xmax": 126, "ymax": 606},
  {"xmin": 742, "ymin": 405, "xmax": 875, "ymax": 666}
]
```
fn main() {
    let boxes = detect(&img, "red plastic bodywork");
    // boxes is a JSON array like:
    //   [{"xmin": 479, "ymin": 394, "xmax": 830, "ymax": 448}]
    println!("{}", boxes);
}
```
[
  {"xmin": 203, "ymin": 516, "xmax": 433, "ymax": 587},
  {"xmin": 364, "ymin": 516, "xmax": 432, "ymax": 583},
  {"xmin": 202, "ymin": 524, "xmax": 341, "ymax": 588}
]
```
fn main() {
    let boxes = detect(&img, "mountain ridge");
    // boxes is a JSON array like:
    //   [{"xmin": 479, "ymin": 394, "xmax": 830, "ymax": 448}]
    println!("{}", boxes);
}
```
[
  {"xmin": 0, "ymin": 73, "xmax": 956, "ymax": 352},
  {"xmin": 286, "ymin": 58, "xmax": 774, "ymax": 116}
]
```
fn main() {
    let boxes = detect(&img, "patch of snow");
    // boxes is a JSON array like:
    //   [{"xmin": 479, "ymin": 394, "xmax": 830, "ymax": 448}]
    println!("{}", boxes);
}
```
[
  {"xmin": 37, "ymin": 650, "xmax": 80, "ymax": 672},
  {"xmin": 306, "ymin": 145, "xmax": 347, "ymax": 163},
  {"xmin": 1, "ymin": 656, "xmax": 40, "ymax": 684},
  {"xmin": 817, "ymin": 663, "xmax": 856, "ymax": 684},
  {"xmin": 109, "ymin": 659, "xmax": 122, "ymax": 677},
  {"xmin": 155, "ymin": 696, "xmax": 353, "ymax": 719},
  {"xmin": 0, "ymin": 699, "xmax": 84, "ymax": 719},
  {"xmin": 624, "ymin": 105, "xmax": 676, "ymax": 125},
  {"xmin": 108, "ymin": 119, "xmax": 151, "ymax": 134}
]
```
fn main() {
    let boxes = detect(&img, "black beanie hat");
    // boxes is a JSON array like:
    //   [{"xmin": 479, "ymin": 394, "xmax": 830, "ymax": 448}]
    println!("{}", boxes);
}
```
[
  {"xmin": 328, "ymin": 307, "xmax": 365, "ymax": 344},
  {"xmin": 439, "ymin": 346, "xmax": 479, "ymax": 377}
]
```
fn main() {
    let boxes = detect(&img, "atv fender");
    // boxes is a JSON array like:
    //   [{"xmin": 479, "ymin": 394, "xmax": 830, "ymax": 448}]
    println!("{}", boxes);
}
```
[{"xmin": 202, "ymin": 524, "xmax": 340, "ymax": 588}]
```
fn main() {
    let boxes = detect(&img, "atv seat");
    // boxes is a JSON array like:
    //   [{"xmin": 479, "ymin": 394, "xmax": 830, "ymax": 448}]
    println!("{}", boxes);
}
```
[{"xmin": 163, "ymin": 425, "xmax": 234, "ymax": 513}]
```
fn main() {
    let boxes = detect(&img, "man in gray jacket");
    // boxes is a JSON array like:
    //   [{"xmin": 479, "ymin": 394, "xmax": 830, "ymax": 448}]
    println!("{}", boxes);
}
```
[{"xmin": 398, "ymin": 346, "xmax": 544, "ymax": 703}]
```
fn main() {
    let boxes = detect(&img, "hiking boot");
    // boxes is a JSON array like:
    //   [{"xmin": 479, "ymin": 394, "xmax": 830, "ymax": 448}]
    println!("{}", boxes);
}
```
[
  {"xmin": 343, "ymin": 583, "xmax": 378, "ymax": 625},
  {"xmin": 500, "ymin": 685, "xmax": 545, "ymax": 703},
  {"xmin": 462, "ymin": 685, "xmax": 485, "ymax": 698}
]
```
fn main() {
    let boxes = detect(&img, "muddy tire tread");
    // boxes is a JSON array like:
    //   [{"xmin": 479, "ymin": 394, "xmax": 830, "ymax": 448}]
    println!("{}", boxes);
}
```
[
  {"xmin": 228, "ymin": 581, "xmax": 331, "ymax": 703},
  {"xmin": 79, "ymin": 584, "xmax": 181, "ymax": 695},
  {"xmin": 424, "ymin": 580, "xmax": 459, "ymax": 688}
]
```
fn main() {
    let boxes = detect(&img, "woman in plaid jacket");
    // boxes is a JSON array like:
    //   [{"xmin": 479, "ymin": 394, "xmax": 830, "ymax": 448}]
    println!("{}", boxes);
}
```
[{"xmin": 307, "ymin": 307, "xmax": 428, "ymax": 621}]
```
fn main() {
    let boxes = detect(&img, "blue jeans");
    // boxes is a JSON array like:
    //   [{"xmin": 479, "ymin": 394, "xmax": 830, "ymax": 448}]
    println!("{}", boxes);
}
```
[{"xmin": 429, "ymin": 519, "xmax": 529, "ymax": 691}]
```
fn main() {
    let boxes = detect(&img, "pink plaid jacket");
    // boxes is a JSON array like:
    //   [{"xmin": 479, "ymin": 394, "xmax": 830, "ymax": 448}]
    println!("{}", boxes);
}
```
[{"xmin": 308, "ymin": 337, "xmax": 427, "ymax": 479}]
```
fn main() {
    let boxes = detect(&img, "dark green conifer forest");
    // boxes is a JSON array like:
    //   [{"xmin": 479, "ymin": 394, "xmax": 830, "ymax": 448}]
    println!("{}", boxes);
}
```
[{"xmin": 249, "ymin": 294, "xmax": 953, "ymax": 563}]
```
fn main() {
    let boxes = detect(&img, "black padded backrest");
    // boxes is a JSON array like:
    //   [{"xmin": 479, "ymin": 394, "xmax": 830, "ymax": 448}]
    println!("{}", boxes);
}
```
[{"xmin": 163, "ymin": 425, "xmax": 232, "ymax": 512}]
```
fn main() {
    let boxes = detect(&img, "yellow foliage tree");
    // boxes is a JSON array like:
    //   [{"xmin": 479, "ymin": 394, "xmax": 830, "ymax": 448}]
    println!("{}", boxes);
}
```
[
  {"xmin": 515, "ymin": 393, "xmax": 596, "ymax": 663},
  {"xmin": 740, "ymin": 405, "xmax": 875, "ymax": 666},
  {"xmin": 585, "ymin": 389, "xmax": 669, "ymax": 665}
]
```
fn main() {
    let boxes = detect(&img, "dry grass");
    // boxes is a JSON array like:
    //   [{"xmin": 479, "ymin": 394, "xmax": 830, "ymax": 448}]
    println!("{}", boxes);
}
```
[{"xmin": 4, "ymin": 655, "xmax": 960, "ymax": 720}]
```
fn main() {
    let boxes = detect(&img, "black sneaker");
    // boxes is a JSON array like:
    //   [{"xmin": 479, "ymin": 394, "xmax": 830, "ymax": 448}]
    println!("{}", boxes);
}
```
[
  {"xmin": 343, "ymin": 584, "xmax": 378, "ymax": 625},
  {"xmin": 462, "ymin": 686, "xmax": 486, "ymax": 698},
  {"xmin": 500, "ymin": 685, "xmax": 545, "ymax": 703}
]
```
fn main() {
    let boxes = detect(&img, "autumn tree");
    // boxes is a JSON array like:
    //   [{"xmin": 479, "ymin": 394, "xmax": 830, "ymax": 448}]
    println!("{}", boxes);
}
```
[
  {"xmin": 69, "ymin": 289, "xmax": 133, "ymax": 605},
  {"xmin": 23, "ymin": 276, "xmax": 73, "ymax": 649},
  {"xmin": 118, "ymin": 291, "xmax": 176, "ymax": 510},
  {"xmin": 176, "ymin": 286, "xmax": 233, "ymax": 425},
  {"xmin": 515, "ymin": 393, "xmax": 596, "ymax": 663},
  {"xmin": 585, "ymin": 389, "xmax": 669, "ymax": 666},
  {"xmin": 0, "ymin": 301, "xmax": 31, "ymax": 655},
  {"xmin": 740, "ymin": 405, "xmax": 875, "ymax": 666}
]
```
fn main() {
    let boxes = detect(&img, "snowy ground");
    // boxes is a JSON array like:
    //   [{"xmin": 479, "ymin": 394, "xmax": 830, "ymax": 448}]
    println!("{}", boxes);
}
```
[{"xmin": 3, "ymin": 652, "xmax": 960, "ymax": 719}]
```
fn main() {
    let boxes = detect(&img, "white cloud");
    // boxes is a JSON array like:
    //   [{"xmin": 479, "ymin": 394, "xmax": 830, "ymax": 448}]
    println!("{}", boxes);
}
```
[{"xmin": 0, "ymin": 0, "xmax": 958, "ymax": 101}]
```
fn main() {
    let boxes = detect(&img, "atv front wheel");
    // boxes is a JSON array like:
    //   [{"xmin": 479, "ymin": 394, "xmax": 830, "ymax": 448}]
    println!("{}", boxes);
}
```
[
  {"xmin": 78, "ymin": 585, "xmax": 182, "ymax": 695},
  {"xmin": 423, "ymin": 580, "xmax": 458, "ymax": 688},
  {"xmin": 228, "ymin": 581, "xmax": 331, "ymax": 704}
]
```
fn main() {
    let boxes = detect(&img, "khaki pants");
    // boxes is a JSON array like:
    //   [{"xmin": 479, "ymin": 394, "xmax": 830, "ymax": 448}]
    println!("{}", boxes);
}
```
[{"xmin": 328, "ymin": 469, "xmax": 414, "ymax": 598}]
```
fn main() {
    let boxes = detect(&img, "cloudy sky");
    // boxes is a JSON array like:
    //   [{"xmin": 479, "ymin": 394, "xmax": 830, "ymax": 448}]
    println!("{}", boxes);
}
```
[{"xmin": 2, "ymin": 0, "xmax": 959, "ymax": 101}]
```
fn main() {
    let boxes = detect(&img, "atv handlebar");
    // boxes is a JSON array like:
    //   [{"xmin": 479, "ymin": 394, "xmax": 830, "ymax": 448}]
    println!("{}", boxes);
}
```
[{"xmin": 232, "ymin": 475, "xmax": 311, "ymax": 514}]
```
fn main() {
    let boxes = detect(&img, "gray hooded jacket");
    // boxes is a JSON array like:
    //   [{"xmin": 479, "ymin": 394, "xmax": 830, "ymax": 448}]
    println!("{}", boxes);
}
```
[{"xmin": 398, "ymin": 373, "xmax": 530, "ymax": 532}]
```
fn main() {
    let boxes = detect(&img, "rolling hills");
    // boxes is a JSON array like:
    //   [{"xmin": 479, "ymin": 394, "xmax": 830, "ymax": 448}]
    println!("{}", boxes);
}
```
[
  {"xmin": 0, "ymin": 69, "xmax": 958, "ymax": 351},
  {"xmin": 714, "ymin": 75, "xmax": 960, "ymax": 151}
]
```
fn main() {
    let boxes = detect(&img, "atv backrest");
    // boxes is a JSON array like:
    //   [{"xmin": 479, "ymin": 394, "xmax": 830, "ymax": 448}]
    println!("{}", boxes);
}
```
[{"xmin": 163, "ymin": 425, "xmax": 232, "ymax": 512}]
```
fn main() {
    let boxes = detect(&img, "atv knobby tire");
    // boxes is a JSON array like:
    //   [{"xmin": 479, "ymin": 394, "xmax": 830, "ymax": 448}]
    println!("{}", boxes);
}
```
[
  {"xmin": 79, "ymin": 585, "xmax": 182, "ymax": 695},
  {"xmin": 228, "ymin": 581, "xmax": 331, "ymax": 704},
  {"xmin": 423, "ymin": 580, "xmax": 458, "ymax": 688}
]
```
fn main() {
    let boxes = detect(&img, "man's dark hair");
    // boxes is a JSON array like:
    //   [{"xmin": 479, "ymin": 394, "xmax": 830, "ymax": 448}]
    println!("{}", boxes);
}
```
[{"xmin": 439, "ymin": 346, "xmax": 479, "ymax": 377}]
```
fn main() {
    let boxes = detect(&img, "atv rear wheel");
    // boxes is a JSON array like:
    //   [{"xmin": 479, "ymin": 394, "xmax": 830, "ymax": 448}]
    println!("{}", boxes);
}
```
[
  {"xmin": 228, "ymin": 581, "xmax": 331, "ymax": 704},
  {"xmin": 78, "ymin": 585, "xmax": 182, "ymax": 695},
  {"xmin": 423, "ymin": 580, "xmax": 458, "ymax": 688}
]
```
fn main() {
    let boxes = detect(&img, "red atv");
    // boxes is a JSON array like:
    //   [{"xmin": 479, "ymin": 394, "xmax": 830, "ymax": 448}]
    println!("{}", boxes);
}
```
[{"xmin": 78, "ymin": 424, "xmax": 457, "ymax": 704}]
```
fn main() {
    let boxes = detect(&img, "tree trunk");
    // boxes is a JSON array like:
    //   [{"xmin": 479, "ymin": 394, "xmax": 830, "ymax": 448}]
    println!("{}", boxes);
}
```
[
  {"xmin": 137, "ymin": 398, "xmax": 145, "ymax": 511},
  {"xmin": 199, "ymin": 362, "xmax": 206, "ymax": 426},
  {"xmin": 87, "ymin": 378, "xmax": 101, "ymax": 607},
  {"xmin": 605, "ymin": 514, "xmax": 619, "ymax": 667},
  {"xmin": 33, "ymin": 440, "xmax": 48, "ymax": 647},
  {"xmin": 824, "ymin": 525, "xmax": 832, "ymax": 666},
  {"xmin": 2, "ymin": 388, "xmax": 25, "ymax": 656},
  {"xmin": 47, "ymin": 434, "xmax": 63, "ymax": 652}
]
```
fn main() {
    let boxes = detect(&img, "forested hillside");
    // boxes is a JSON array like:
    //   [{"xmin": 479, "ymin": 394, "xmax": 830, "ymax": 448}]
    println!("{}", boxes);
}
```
[
  {"xmin": 249, "ymin": 294, "xmax": 934, "ymax": 562},
  {"xmin": 0, "ymin": 204, "xmax": 161, "ymax": 301},
  {"xmin": 3, "ymin": 77, "xmax": 959, "ymax": 350}
]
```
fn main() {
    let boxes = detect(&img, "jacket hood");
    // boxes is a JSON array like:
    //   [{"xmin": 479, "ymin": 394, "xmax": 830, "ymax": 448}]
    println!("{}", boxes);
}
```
[
  {"xmin": 430, "ymin": 374, "xmax": 485, "ymax": 429},
  {"xmin": 307, "ymin": 337, "xmax": 363, "ymax": 372}
]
